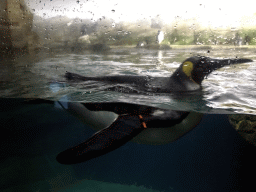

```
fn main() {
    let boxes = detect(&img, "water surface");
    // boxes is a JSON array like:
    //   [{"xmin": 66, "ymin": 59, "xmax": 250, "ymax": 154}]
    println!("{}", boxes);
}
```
[{"xmin": 1, "ymin": 46, "xmax": 256, "ymax": 114}]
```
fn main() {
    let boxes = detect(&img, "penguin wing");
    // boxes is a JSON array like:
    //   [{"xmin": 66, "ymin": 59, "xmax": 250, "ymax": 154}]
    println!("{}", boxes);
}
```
[
  {"xmin": 56, "ymin": 110, "xmax": 189, "ymax": 164},
  {"xmin": 56, "ymin": 115, "xmax": 144, "ymax": 164}
]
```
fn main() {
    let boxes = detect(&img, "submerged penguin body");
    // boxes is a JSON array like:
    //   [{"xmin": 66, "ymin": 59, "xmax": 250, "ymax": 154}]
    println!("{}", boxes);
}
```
[{"xmin": 56, "ymin": 102, "xmax": 190, "ymax": 164}]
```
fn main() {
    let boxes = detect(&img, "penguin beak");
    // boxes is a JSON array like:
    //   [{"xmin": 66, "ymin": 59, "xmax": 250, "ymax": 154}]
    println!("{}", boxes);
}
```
[
  {"xmin": 192, "ymin": 58, "xmax": 253, "ymax": 84},
  {"xmin": 208, "ymin": 58, "xmax": 253, "ymax": 71}
]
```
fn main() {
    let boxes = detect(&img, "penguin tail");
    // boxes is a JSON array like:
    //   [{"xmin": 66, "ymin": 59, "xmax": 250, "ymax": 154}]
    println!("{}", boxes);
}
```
[{"xmin": 65, "ymin": 71, "xmax": 87, "ymax": 81}]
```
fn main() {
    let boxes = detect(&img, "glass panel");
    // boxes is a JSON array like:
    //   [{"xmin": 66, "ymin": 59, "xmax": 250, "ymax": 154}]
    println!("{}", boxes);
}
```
[{"xmin": 1, "ymin": 1, "xmax": 256, "ymax": 191}]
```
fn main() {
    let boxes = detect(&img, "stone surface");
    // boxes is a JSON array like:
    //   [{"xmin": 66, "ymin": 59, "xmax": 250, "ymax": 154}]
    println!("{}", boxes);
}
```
[
  {"xmin": 0, "ymin": 0, "xmax": 39, "ymax": 51},
  {"xmin": 228, "ymin": 114, "xmax": 256, "ymax": 146}
]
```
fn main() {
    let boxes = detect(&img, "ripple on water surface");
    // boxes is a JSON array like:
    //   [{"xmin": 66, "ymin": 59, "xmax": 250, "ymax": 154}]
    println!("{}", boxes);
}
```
[{"xmin": 1, "ymin": 47, "xmax": 256, "ymax": 114}]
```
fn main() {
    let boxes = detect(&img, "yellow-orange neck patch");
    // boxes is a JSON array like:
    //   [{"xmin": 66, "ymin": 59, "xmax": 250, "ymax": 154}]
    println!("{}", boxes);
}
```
[
  {"xmin": 182, "ymin": 61, "xmax": 198, "ymax": 84},
  {"xmin": 182, "ymin": 61, "xmax": 193, "ymax": 77}
]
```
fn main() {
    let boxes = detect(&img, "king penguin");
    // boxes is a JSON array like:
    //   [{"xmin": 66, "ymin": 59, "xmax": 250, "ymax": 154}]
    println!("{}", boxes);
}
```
[
  {"xmin": 64, "ymin": 56, "xmax": 252, "ymax": 93},
  {"xmin": 56, "ymin": 56, "xmax": 252, "ymax": 164}
]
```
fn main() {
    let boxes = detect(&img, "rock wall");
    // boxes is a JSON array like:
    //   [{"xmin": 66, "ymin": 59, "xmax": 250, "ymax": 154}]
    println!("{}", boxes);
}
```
[{"xmin": 0, "ymin": 0, "xmax": 39, "ymax": 52}]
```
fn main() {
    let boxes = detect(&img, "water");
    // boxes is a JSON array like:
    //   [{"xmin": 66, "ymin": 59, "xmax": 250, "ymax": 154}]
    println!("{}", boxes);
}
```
[
  {"xmin": 1, "ymin": 47, "xmax": 256, "ymax": 192},
  {"xmin": 2, "ymin": 98, "xmax": 252, "ymax": 192},
  {"xmin": 1, "ymin": 46, "xmax": 256, "ymax": 114}
]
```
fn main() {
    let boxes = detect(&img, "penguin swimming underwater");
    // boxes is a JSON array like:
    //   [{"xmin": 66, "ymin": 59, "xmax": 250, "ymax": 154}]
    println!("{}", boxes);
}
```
[
  {"xmin": 65, "ymin": 56, "xmax": 253, "ymax": 93},
  {"xmin": 56, "ymin": 102, "xmax": 190, "ymax": 164},
  {"xmin": 23, "ymin": 98, "xmax": 201, "ymax": 164}
]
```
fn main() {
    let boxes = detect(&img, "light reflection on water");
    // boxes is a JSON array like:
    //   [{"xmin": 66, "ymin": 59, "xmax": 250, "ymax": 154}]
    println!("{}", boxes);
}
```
[{"xmin": 1, "ymin": 47, "xmax": 256, "ymax": 114}]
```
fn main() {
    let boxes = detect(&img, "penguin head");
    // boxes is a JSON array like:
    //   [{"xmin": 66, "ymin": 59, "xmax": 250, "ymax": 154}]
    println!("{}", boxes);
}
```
[{"xmin": 180, "ymin": 56, "xmax": 252, "ymax": 85}]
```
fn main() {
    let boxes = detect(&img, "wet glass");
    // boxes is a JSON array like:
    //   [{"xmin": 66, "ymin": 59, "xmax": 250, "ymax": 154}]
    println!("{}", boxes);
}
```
[
  {"xmin": 1, "ymin": 0, "xmax": 256, "ymax": 114},
  {"xmin": 1, "ymin": 1, "xmax": 256, "ymax": 192}
]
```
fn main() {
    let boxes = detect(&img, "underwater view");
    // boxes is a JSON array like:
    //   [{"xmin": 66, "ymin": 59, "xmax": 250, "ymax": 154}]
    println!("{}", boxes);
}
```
[
  {"xmin": 2, "ymin": 0, "xmax": 256, "ymax": 192},
  {"xmin": 1, "ymin": 97, "xmax": 256, "ymax": 192}
]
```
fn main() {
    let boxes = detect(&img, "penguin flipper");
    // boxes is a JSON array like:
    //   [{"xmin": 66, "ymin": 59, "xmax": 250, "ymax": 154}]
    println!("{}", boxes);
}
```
[{"xmin": 56, "ymin": 115, "xmax": 144, "ymax": 164}]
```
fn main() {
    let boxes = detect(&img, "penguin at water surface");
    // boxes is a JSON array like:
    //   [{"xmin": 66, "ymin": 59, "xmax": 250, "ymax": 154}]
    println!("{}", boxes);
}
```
[
  {"xmin": 64, "ymin": 56, "xmax": 252, "ymax": 93},
  {"xmin": 56, "ymin": 56, "xmax": 252, "ymax": 164}
]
